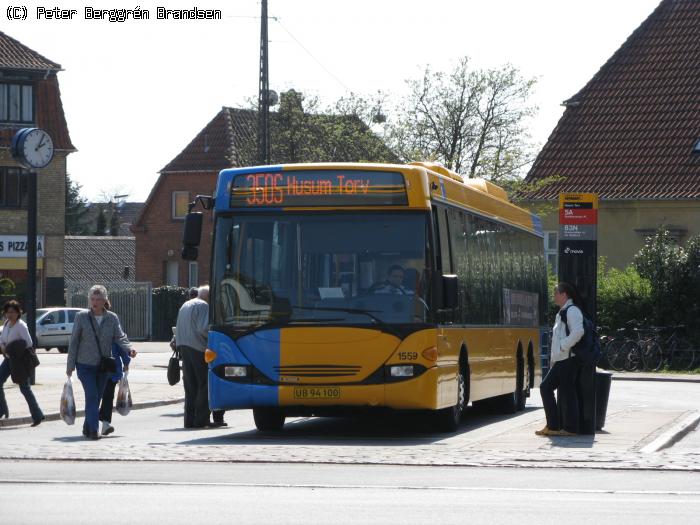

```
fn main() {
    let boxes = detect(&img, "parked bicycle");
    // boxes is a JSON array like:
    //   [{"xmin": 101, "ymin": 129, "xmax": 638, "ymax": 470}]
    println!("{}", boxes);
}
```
[
  {"xmin": 603, "ymin": 320, "xmax": 643, "ymax": 372},
  {"xmin": 640, "ymin": 325, "xmax": 697, "ymax": 372}
]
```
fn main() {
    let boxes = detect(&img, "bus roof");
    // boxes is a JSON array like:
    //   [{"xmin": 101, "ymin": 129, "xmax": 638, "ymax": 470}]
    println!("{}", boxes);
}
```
[{"xmin": 215, "ymin": 162, "xmax": 543, "ymax": 237}]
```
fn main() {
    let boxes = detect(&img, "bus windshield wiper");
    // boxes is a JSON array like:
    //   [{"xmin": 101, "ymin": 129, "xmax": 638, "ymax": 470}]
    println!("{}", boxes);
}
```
[
  {"xmin": 237, "ymin": 316, "xmax": 346, "ymax": 335},
  {"xmin": 290, "ymin": 305, "xmax": 400, "ymax": 338}
]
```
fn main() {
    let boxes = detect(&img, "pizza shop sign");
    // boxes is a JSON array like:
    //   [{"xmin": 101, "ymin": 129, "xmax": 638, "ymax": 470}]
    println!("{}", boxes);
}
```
[{"xmin": 0, "ymin": 236, "xmax": 45, "ymax": 258}]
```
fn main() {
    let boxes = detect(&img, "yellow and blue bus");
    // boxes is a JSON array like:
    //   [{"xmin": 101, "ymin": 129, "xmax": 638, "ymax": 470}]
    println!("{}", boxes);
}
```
[{"xmin": 182, "ymin": 161, "xmax": 547, "ymax": 432}]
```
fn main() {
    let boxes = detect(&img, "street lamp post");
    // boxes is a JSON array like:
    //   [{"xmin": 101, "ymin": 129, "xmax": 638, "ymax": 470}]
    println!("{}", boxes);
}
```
[{"xmin": 11, "ymin": 128, "xmax": 55, "ymax": 385}]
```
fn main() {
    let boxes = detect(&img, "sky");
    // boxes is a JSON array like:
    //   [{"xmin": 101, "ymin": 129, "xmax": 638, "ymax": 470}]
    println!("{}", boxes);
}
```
[{"xmin": 4, "ymin": 0, "xmax": 662, "ymax": 202}]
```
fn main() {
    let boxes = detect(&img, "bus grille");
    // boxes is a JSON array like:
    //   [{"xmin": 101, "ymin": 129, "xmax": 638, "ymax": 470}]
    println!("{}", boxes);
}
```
[{"xmin": 274, "ymin": 364, "xmax": 361, "ymax": 377}]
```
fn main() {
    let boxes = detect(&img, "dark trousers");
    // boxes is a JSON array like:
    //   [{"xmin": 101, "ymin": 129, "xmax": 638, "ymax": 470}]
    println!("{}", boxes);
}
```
[
  {"xmin": 540, "ymin": 356, "xmax": 580, "ymax": 432},
  {"xmin": 0, "ymin": 357, "xmax": 43, "ymax": 423},
  {"xmin": 76, "ymin": 363, "xmax": 109, "ymax": 434},
  {"xmin": 99, "ymin": 379, "xmax": 118, "ymax": 423},
  {"xmin": 180, "ymin": 345, "xmax": 210, "ymax": 427}
]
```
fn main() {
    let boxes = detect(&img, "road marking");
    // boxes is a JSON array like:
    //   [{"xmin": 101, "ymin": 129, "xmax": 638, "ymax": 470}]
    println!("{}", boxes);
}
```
[{"xmin": 1, "ymin": 479, "xmax": 699, "ymax": 496}]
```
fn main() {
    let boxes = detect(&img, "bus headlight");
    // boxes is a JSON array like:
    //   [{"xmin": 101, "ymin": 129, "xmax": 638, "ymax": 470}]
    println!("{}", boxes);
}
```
[
  {"xmin": 389, "ymin": 365, "xmax": 414, "ymax": 377},
  {"xmin": 224, "ymin": 366, "xmax": 249, "ymax": 378}
]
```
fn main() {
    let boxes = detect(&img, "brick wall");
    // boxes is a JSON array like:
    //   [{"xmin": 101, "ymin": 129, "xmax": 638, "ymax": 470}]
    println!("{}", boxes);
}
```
[
  {"xmin": 133, "ymin": 171, "xmax": 217, "ymax": 287},
  {"xmin": 0, "ymin": 148, "xmax": 67, "ymax": 305}
]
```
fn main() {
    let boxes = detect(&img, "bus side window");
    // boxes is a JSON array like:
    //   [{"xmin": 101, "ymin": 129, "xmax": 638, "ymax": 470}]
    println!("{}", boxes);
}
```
[{"xmin": 436, "ymin": 206, "xmax": 452, "ymax": 273}]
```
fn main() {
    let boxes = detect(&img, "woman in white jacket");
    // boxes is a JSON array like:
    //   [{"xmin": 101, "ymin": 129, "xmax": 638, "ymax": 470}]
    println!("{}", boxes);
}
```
[
  {"xmin": 0, "ymin": 300, "xmax": 44, "ymax": 425},
  {"xmin": 536, "ymin": 282, "xmax": 584, "ymax": 437}
]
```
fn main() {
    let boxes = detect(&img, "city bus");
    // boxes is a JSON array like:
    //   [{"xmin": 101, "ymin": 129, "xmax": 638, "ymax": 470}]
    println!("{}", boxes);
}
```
[{"xmin": 181, "ymin": 161, "xmax": 547, "ymax": 432}]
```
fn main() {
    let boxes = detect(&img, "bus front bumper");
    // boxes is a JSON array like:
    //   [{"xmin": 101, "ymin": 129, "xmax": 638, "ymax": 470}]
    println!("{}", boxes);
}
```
[{"xmin": 208, "ymin": 365, "xmax": 453, "ymax": 412}]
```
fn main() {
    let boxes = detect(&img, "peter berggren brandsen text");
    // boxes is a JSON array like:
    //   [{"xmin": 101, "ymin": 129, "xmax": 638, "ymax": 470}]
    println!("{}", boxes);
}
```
[{"xmin": 35, "ymin": 7, "xmax": 223, "ymax": 22}]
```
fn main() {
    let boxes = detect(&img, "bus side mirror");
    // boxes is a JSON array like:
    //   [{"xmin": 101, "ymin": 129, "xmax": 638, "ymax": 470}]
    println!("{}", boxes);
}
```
[
  {"xmin": 442, "ymin": 274, "xmax": 458, "ymax": 309},
  {"xmin": 181, "ymin": 212, "xmax": 203, "ymax": 261}
]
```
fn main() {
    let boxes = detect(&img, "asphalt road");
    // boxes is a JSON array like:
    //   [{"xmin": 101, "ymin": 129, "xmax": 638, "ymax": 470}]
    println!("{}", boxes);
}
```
[{"xmin": 1, "ymin": 461, "xmax": 698, "ymax": 524}]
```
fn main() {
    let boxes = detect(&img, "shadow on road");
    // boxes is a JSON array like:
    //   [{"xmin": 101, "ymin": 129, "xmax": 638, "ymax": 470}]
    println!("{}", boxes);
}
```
[{"xmin": 172, "ymin": 406, "xmax": 540, "ymax": 447}]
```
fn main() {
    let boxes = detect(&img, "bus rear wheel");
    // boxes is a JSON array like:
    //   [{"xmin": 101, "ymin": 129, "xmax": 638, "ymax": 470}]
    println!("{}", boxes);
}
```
[
  {"xmin": 253, "ymin": 407, "xmax": 286, "ymax": 432},
  {"xmin": 432, "ymin": 367, "xmax": 466, "ymax": 432},
  {"xmin": 516, "ymin": 355, "xmax": 527, "ymax": 411}
]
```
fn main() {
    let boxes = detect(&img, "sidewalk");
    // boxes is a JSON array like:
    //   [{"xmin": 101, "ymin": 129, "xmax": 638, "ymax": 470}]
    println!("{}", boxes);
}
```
[
  {"xmin": 611, "ymin": 371, "xmax": 700, "ymax": 383},
  {"xmin": 0, "ymin": 350, "xmax": 183, "ymax": 427}
]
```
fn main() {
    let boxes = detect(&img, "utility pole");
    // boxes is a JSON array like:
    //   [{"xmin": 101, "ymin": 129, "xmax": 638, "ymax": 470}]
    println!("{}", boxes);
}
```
[{"xmin": 257, "ymin": 0, "xmax": 270, "ymax": 165}]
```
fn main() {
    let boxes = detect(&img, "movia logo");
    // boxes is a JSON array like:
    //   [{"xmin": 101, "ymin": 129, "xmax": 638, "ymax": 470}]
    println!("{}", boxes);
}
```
[{"xmin": 564, "ymin": 247, "xmax": 584, "ymax": 254}]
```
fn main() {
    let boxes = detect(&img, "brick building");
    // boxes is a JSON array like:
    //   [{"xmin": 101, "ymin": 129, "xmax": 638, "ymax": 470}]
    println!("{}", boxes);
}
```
[
  {"xmin": 133, "ymin": 96, "xmax": 396, "ymax": 287},
  {"xmin": 524, "ymin": 0, "xmax": 700, "ymax": 270},
  {"xmin": 0, "ymin": 31, "xmax": 75, "ymax": 305}
]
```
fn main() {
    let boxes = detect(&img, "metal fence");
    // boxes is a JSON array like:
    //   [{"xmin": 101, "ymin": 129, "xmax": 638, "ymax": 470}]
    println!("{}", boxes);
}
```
[{"xmin": 66, "ymin": 281, "xmax": 152, "ymax": 340}]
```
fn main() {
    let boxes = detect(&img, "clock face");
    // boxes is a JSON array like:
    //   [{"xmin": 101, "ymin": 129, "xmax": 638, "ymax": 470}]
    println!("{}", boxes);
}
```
[{"xmin": 20, "ymin": 128, "xmax": 54, "ymax": 169}]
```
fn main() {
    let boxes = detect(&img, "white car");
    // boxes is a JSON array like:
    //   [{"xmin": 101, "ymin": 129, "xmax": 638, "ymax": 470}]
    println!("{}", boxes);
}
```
[{"xmin": 1, "ymin": 307, "xmax": 89, "ymax": 353}]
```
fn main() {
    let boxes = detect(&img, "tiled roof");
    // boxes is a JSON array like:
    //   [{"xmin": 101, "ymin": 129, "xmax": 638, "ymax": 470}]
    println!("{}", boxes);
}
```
[
  {"xmin": 0, "ymin": 31, "xmax": 61, "ymax": 71},
  {"xmin": 160, "ymin": 108, "xmax": 253, "ymax": 173},
  {"xmin": 83, "ymin": 202, "xmax": 145, "ymax": 236},
  {"xmin": 161, "ymin": 106, "xmax": 397, "ymax": 173},
  {"xmin": 64, "ymin": 236, "xmax": 135, "ymax": 283},
  {"xmin": 0, "ymin": 32, "xmax": 74, "ymax": 151},
  {"xmin": 115, "ymin": 202, "xmax": 144, "ymax": 236},
  {"xmin": 524, "ymin": 0, "xmax": 700, "ymax": 200}
]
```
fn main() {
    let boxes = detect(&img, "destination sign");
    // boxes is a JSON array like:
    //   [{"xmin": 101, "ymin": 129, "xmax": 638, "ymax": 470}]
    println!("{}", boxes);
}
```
[{"xmin": 230, "ymin": 170, "xmax": 408, "ymax": 207}]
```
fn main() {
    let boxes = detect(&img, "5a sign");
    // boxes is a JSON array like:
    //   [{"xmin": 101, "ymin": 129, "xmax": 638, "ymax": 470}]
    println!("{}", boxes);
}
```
[{"xmin": 0, "ymin": 236, "xmax": 45, "ymax": 258}]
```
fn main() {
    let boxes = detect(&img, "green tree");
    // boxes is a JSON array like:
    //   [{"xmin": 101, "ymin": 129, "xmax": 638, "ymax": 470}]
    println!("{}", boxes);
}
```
[
  {"xmin": 109, "ymin": 208, "xmax": 120, "ymax": 236},
  {"xmin": 596, "ymin": 258, "xmax": 652, "ymax": 330},
  {"xmin": 65, "ymin": 173, "xmax": 91, "ymax": 235},
  {"xmin": 633, "ymin": 228, "xmax": 699, "ymax": 336},
  {"xmin": 95, "ymin": 205, "xmax": 107, "ymax": 236},
  {"xmin": 386, "ymin": 57, "xmax": 537, "ymax": 183},
  {"xmin": 239, "ymin": 90, "xmax": 398, "ymax": 165}
]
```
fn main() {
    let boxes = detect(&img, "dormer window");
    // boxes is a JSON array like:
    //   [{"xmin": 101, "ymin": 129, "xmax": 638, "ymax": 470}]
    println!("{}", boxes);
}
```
[{"xmin": 0, "ymin": 83, "xmax": 33, "ymax": 123}]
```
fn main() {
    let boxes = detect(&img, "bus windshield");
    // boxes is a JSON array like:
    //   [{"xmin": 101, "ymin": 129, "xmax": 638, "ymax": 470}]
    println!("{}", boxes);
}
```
[{"xmin": 212, "ymin": 212, "xmax": 431, "ymax": 330}]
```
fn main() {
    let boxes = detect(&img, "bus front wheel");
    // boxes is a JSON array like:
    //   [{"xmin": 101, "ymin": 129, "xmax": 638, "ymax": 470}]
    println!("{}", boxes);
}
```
[
  {"xmin": 253, "ymin": 407, "xmax": 286, "ymax": 432},
  {"xmin": 432, "ymin": 367, "xmax": 466, "ymax": 432}
]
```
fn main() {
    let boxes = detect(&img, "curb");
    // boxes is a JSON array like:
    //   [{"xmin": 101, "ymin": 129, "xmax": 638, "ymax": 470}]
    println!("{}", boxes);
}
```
[
  {"xmin": 611, "ymin": 375, "xmax": 700, "ymax": 383},
  {"xmin": 640, "ymin": 411, "xmax": 700, "ymax": 453},
  {"xmin": 0, "ymin": 397, "xmax": 184, "ymax": 428}
]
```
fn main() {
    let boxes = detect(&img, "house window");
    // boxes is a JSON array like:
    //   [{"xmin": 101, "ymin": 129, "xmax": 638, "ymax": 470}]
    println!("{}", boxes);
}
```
[
  {"xmin": 172, "ymin": 191, "xmax": 189, "ymax": 219},
  {"xmin": 544, "ymin": 230, "xmax": 558, "ymax": 275},
  {"xmin": 188, "ymin": 262, "xmax": 199, "ymax": 288},
  {"xmin": 0, "ymin": 168, "xmax": 29, "ymax": 208},
  {"xmin": 0, "ymin": 83, "xmax": 33, "ymax": 123},
  {"xmin": 165, "ymin": 261, "xmax": 179, "ymax": 286}
]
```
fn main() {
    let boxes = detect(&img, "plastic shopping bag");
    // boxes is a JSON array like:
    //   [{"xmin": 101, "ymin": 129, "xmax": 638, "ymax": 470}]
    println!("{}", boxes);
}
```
[
  {"xmin": 116, "ymin": 372, "xmax": 133, "ymax": 416},
  {"xmin": 60, "ymin": 377, "xmax": 76, "ymax": 425}
]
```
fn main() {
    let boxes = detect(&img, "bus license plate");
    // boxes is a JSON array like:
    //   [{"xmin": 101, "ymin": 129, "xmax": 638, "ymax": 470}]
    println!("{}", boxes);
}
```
[{"xmin": 293, "ymin": 387, "xmax": 341, "ymax": 400}]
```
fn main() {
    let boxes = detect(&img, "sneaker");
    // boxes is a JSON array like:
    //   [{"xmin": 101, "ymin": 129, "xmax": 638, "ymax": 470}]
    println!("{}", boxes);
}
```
[
  {"xmin": 101, "ymin": 421, "xmax": 114, "ymax": 436},
  {"xmin": 31, "ymin": 415, "xmax": 45, "ymax": 427},
  {"xmin": 208, "ymin": 420, "xmax": 228, "ymax": 428}
]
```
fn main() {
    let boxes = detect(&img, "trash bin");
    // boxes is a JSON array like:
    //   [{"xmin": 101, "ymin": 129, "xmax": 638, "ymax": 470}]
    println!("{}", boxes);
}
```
[{"xmin": 595, "ymin": 370, "xmax": 612, "ymax": 431}]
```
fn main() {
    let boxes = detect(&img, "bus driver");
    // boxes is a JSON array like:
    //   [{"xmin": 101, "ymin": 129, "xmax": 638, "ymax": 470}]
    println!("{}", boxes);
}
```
[{"xmin": 371, "ymin": 265, "xmax": 414, "ymax": 295}]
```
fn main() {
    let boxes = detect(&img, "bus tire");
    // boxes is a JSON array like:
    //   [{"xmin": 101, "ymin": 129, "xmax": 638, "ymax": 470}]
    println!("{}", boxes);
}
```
[
  {"xmin": 253, "ymin": 407, "xmax": 285, "ymax": 432},
  {"xmin": 493, "ymin": 391, "xmax": 518, "ymax": 414},
  {"xmin": 516, "ymin": 352, "xmax": 526, "ymax": 411},
  {"xmin": 432, "ymin": 366, "xmax": 466, "ymax": 432}
]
